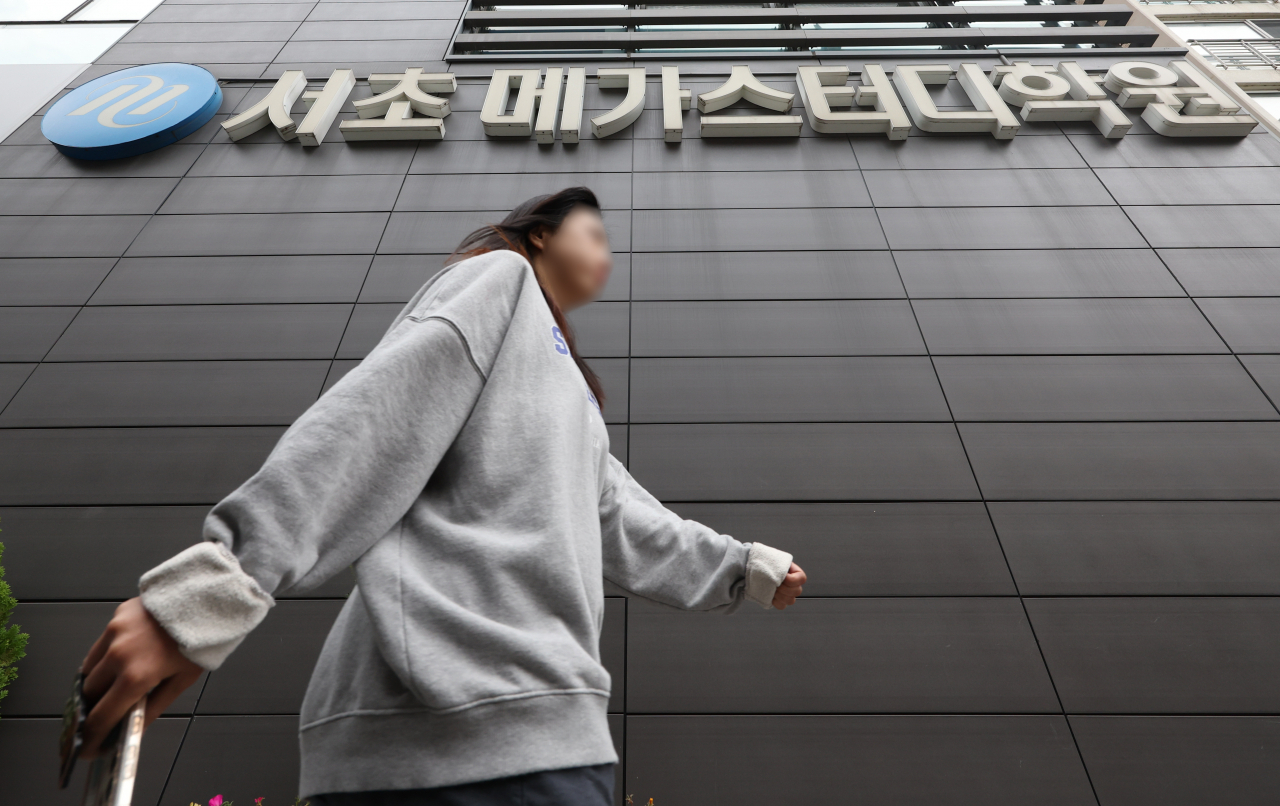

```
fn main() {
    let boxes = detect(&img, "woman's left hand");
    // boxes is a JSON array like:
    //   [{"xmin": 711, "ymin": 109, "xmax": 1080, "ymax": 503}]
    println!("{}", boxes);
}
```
[{"xmin": 772, "ymin": 562, "xmax": 806, "ymax": 610}]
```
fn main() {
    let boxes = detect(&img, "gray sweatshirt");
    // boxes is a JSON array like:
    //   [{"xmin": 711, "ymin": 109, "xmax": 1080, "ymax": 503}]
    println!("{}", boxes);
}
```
[{"xmin": 136, "ymin": 248, "xmax": 795, "ymax": 797}]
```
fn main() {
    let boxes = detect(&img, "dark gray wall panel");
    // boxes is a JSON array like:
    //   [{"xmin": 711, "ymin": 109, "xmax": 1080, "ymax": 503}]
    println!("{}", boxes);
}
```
[
  {"xmin": 633, "ymin": 208, "xmax": 886, "ymax": 251},
  {"xmin": 961, "ymin": 422, "xmax": 1280, "ymax": 500},
  {"xmin": 381, "ymin": 209, "xmax": 630, "ymax": 252},
  {"xmin": 274, "ymin": 39, "xmax": 448, "ymax": 62},
  {"xmin": 664, "ymin": 502, "xmax": 1015, "ymax": 596},
  {"xmin": 853, "ymin": 134, "xmax": 1087, "ymax": 170},
  {"xmin": 199, "ymin": 600, "xmax": 345, "ymax": 714},
  {"xmin": 291, "ymin": 19, "xmax": 456, "ymax": 39},
  {"xmin": 591, "ymin": 357, "xmax": 629, "ymax": 424},
  {"xmin": 359, "ymin": 255, "xmax": 449, "ymax": 303},
  {"xmin": 122, "ymin": 20, "xmax": 302, "ymax": 41},
  {"xmin": 322, "ymin": 358, "xmax": 360, "ymax": 395},
  {"xmin": 629, "ymin": 423, "xmax": 980, "ymax": 500},
  {"xmin": 0, "ymin": 426, "xmax": 284, "ymax": 505},
  {"xmin": 914, "ymin": 299, "xmax": 1227, "ymax": 355},
  {"xmin": 1098, "ymin": 166, "xmax": 1280, "ymax": 205},
  {"xmin": 306, "ymin": 2, "xmax": 466, "ymax": 21},
  {"xmin": 190, "ymin": 142, "xmax": 416, "ymax": 177},
  {"xmin": 633, "ymin": 170, "xmax": 870, "ymax": 209},
  {"xmin": 630, "ymin": 356, "xmax": 949, "ymax": 422},
  {"xmin": 0, "ymin": 717, "xmax": 188, "ymax": 806},
  {"xmin": 3, "ymin": 603, "xmax": 204, "ymax": 716},
  {"xmin": 879, "ymin": 207, "xmax": 1146, "ymax": 250},
  {"xmin": 0, "ymin": 504, "xmax": 352, "ymax": 601},
  {"xmin": 1241, "ymin": 354, "xmax": 1280, "ymax": 405},
  {"xmin": 990, "ymin": 502, "xmax": 1280, "ymax": 596},
  {"xmin": 1158, "ymin": 248, "xmax": 1280, "ymax": 296},
  {"xmin": 935, "ymin": 355, "xmax": 1276, "ymax": 420},
  {"xmin": 600, "ymin": 252, "xmax": 632, "ymax": 302},
  {"xmin": 336, "ymin": 302, "xmax": 402, "ymax": 359},
  {"xmin": 631, "ymin": 300, "xmax": 923, "ymax": 356},
  {"xmin": 633, "ymin": 137, "xmax": 859, "ymax": 172},
  {"xmin": 0, "ymin": 360, "xmax": 330, "ymax": 427},
  {"xmin": 99, "ymin": 40, "xmax": 283, "ymax": 63},
  {"xmin": 1069, "ymin": 132, "xmax": 1280, "ymax": 168},
  {"xmin": 0, "ymin": 144, "xmax": 203, "ymax": 178},
  {"xmin": 0, "ymin": 362, "xmax": 34, "ymax": 409},
  {"xmin": 0, "ymin": 215, "xmax": 150, "ymax": 258},
  {"xmin": 160, "ymin": 175, "xmax": 406, "ymax": 214},
  {"xmin": 627, "ymin": 596, "xmax": 1057, "ymax": 713},
  {"xmin": 1196, "ymin": 298, "xmax": 1280, "ymax": 353},
  {"xmin": 410, "ymin": 139, "xmax": 633, "ymax": 174},
  {"xmin": 865, "ymin": 168, "xmax": 1111, "ymax": 207},
  {"xmin": 0, "ymin": 178, "xmax": 178, "ymax": 215},
  {"xmin": 1126, "ymin": 205, "xmax": 1280, "ymax": 248},
  {"xmin": 0, "ymin": 258, "xmax": 115, "ymax": 306},
  {"xmin": 626, "ymin": 715, "xmax": 1095, "ymax": 806},
  {"xmin": 631, "ymin": 250, "xmax": 904, "ymax": 300},
  {"xmin": 1026, "ymin": 597, "xmax": 1280, "ymax": 713},
  {"xmin": 160, "ymin": 716, "xmax": 303, "ymax": 806},
  {"xmin": 1, "ymin": 116, "xmax": 52, "ymax": 146},
  {"xmin": 567, "ymin": 301, "xmax": 630, "ymax": 358},
  {"xmin": 90, "ymin": 255, "xmax": 372, "ymax": 304},
  {"xmin": 0, "ymin": 306, "xmax": 77, "ymax": 361},
  {"xmin": 148, "ymin": 2, "xmax": 317, "ymax": 21},
  {"xmin": 1071, "ymin": 716, "xmax": 1280, "ymax": 806},
  {"xmin": 46, "ymin": 304, "xmax": 352, "ymax": 361},
  {"xmin": 396, "ymin": 172, "xmax": 632, "ymax": 212},
  {"xmin": 0, "ymin": 506, "xmax": 203, "ymax": 600},
  {"xmin": 895, "ymin": 248, "xmax": 1183, "ymax": 298},
  {"xmin": 127, "ymin": 213, "xmax": 389, "ymax": 256}
]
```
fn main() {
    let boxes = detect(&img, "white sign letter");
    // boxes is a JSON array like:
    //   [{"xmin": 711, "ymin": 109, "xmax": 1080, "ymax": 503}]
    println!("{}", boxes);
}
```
[
  {"xmin": 795, "ymin": 64, "xmax": 909, "ymax": 140},
  {"xmin": 892, "ymin": 63, "xmax": 1020, "ymax": 139}
]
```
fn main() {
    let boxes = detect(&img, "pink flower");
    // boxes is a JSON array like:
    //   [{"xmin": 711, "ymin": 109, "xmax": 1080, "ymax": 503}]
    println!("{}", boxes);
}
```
[{"xmin": 209, "ymin": 797, "xmax": 223, "ymax": 806}]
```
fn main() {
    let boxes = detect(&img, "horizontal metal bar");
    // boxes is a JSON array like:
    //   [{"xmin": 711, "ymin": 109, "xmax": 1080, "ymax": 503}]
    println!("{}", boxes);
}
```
[
  {"xmin": 465, "ymin": 5, "xmax": 1133, "ymax": 26},
  {"xmin": 452, "ymin": 26, "xmax": 1160, "ymax": 51}
]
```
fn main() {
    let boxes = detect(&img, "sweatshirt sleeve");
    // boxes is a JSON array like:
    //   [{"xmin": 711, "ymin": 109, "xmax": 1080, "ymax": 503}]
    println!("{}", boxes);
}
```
[
  {"xmin": 597, "ymin": 452, "xmax": 793, "ymax": 614},
  {"xmin": 137, "ymin": 313, "xmax": 488, "ymax": 670}
]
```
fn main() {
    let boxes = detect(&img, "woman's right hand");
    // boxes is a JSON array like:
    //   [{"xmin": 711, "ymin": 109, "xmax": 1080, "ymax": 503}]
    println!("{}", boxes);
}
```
[{"xmin": 77, "ymin": 597, "xmax": 204, "ymax": 758}]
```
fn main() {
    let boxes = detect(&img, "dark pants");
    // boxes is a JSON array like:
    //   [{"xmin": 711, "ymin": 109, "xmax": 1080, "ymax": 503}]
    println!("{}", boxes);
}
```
[{"xmin": 308, "ymin": 762, "xmax": 616, "ymax": 806}]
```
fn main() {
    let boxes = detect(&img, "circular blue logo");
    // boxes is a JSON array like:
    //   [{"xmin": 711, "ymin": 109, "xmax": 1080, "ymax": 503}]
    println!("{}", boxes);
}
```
[{"xmin": 42, "ymin": 63, "xmax": 222, "ymax": 160}]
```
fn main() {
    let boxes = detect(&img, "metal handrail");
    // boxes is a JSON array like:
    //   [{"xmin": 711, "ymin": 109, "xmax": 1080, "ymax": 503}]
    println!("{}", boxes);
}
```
[{"xmin": 1185, "ymin": 36, "xmax": 1280, "ymax": 66}]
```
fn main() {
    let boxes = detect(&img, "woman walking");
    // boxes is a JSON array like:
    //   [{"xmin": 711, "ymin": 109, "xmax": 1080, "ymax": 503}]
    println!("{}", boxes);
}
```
[{"xmin": 73, "ymin": 187, "xmax": 806, "ymax": 805}]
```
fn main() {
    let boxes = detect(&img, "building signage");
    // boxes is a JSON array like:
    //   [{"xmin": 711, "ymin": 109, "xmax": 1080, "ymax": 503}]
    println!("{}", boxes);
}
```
[
  {"xmin": 42, "ymin": 63, "xmax": 222, "ymax": 160},
  {"xmin": 41, "ymin": 59, "xmax": 1257, "ymax": 160},
  {"xmin": 222, "ymin": 59, "xmax": 1256, "ymax": 148}
]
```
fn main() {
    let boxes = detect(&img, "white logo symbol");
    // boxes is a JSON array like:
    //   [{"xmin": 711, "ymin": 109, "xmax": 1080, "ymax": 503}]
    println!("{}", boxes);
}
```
[{"xmin": 68, "ymin": 75, "xmax": 190, "ymax": 129}]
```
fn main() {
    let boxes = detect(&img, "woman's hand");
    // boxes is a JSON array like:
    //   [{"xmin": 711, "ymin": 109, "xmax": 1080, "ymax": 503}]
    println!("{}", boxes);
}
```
[
  {"xmin": 77, "ymin": 597, "xmax": 204, "ymax": 759},
  {"xmin": 772, "ymin": 562, "xmax": 807, "ymax": 610}
]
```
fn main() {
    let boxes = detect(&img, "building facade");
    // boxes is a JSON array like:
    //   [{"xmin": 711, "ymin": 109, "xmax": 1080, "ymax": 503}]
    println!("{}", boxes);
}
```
[{"xmin": 3, "ymin": 0, "xmax": 1280, "ymax": 804}]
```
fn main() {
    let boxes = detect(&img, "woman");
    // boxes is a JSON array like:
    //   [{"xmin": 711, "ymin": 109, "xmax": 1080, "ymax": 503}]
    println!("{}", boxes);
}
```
[{"xmin": 74, "ymin": 187, "xmax": 807, "ymax": 805}]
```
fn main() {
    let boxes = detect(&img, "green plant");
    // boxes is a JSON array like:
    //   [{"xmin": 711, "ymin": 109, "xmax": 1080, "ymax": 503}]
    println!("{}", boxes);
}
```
[{"xmin": 0, "ymin": 521, "xmax": 30, "ymax": 716}]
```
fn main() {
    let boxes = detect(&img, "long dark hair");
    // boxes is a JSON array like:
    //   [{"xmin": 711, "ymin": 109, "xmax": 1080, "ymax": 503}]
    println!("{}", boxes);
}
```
[{"xmin": 444, "ymin": 186, "xmax": 606, "ymax": 411}]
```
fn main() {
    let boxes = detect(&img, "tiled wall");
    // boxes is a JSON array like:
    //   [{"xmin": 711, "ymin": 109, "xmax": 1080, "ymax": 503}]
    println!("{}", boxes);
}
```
[{"xmin": 5, "ymin": 2, "xmax": 1280, "ymax": 805}]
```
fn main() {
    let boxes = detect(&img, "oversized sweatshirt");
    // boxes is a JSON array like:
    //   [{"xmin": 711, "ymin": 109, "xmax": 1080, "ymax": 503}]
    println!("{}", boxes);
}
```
[{"xmin": 135, "ymin": 248, "xmax": 795, "ymax": 797}]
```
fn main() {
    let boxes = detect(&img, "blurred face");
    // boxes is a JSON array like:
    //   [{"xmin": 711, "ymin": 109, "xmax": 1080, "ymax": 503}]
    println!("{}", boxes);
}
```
[{"xmin": 528, "ymin": 205, "xmax": 612, "ymax": 311}]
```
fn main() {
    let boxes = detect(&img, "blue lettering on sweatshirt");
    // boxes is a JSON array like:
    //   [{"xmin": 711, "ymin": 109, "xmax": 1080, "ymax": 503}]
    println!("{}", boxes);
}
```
[{"xmin": 551, "ymin": 325, "xmax": 569, "ymax": 355}]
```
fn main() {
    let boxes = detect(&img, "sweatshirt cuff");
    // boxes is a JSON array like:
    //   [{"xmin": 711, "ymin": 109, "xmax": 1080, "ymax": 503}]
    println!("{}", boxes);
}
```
[
  {"xmin": 743, "ymin": 542, "xmax": 793, "ymax": 610},
  {"xmin": 138, "ymin": 541, "xmax": 275, "ymax": 671}
]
